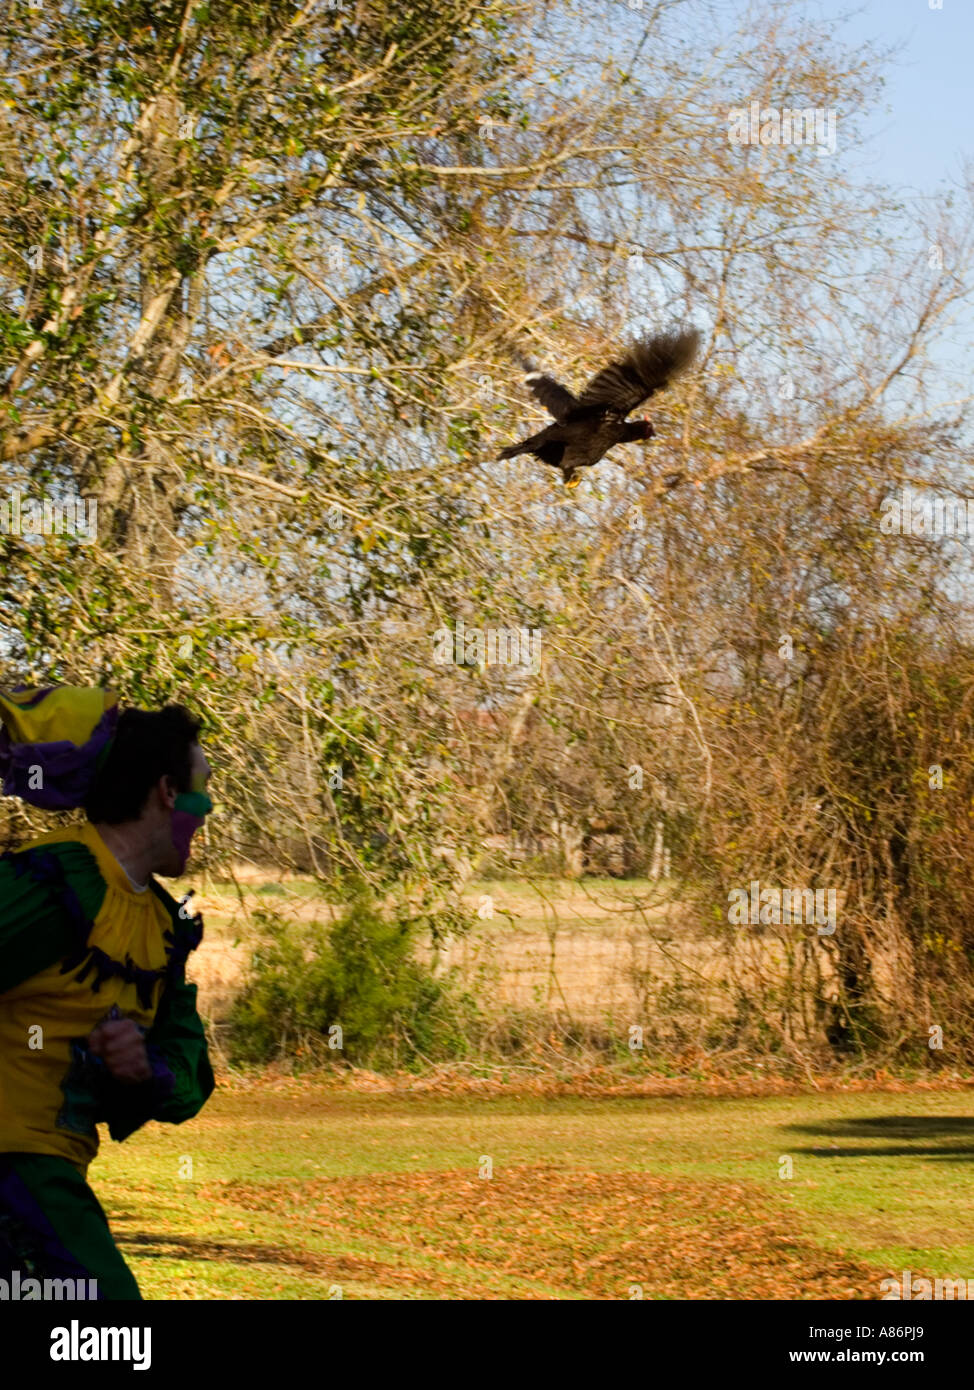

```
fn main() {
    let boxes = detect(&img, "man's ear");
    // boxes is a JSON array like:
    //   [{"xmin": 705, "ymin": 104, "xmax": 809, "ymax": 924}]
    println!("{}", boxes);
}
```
[{"xmin": 159, "ymin": 774, "xmax": 178, "ymax": 811}]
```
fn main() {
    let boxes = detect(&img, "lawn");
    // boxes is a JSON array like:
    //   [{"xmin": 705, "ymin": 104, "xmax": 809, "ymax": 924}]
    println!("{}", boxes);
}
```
[{"xmin": 95, "ymin": 1080, "xmax": 974, "ymax": 1300}]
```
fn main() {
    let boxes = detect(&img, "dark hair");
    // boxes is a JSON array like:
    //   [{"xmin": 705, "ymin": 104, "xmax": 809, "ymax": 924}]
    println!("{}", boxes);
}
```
[{"xmin": 84, "ymin": 704, "xmax": 202, "ymax": 825}]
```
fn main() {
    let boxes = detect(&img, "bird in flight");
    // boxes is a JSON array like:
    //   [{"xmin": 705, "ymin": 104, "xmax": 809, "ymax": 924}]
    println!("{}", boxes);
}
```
[{"xmin": 498, "ymin": 327, "xmax": 699, "ymax": 487}]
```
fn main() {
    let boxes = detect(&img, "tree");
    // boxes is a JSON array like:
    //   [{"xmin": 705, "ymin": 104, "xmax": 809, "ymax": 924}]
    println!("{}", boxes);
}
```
[{"xmin": 3, "ymin": 0, "xmax": 973, "ymax": 1062}]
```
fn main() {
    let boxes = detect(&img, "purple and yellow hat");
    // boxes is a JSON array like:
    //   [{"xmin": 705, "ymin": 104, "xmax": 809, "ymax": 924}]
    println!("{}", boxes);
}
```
[{"xmin": 0, "ymin": 687, "xmax": 119, "ymax": 810}]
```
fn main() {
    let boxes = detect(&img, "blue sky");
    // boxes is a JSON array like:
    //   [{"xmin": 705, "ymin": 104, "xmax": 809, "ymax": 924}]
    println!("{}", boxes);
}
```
[
  {"xmin": 827, "ymin": 0, "xmax": 971, "ymax": 193},
  {"xmin": 828, "ymin": 0, "xmax": 973, "ymax": 405},
  {"xmin": 696, "ymin": 0, "xmax": 973, "ymax": 401},
  {"xmin": 746, "ymin": 0, "xmax": 972, "ymax": 408}
]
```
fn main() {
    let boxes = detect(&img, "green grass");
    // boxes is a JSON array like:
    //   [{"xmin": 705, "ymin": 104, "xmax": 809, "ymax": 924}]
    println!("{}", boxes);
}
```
[{"xmin": 95, "ymin": 1083, "xmax": 974, "ymax": 1300}]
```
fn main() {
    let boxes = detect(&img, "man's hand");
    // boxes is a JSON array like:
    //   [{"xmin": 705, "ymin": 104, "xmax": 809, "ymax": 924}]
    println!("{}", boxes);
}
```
[{"xmin": 87, "ymin": 1018, "xmax": 152, "ymax": 1085}]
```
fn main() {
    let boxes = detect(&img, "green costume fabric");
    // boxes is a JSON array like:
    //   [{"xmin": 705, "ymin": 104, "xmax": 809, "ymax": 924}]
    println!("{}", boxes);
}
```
[
  {"xmin": 0, "ymin": 1153, "xmax": 141, "ymax": 1300},
  {"xmin": 0, "ymin": 840, "xmax": 103, "ymax": 996}
]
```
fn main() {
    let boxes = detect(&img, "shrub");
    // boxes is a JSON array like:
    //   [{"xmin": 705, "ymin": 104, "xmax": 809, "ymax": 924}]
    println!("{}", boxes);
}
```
[{"xmin": 228, "ymin": 895, "xmax": 477, "ymax": 1067}]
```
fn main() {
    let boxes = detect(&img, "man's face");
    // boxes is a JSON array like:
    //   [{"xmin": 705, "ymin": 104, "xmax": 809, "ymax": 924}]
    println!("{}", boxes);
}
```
[
  {"xmin": 157, "ymin": 743, "xmax": 213, "ymax": 877},
  {"xmin": 187, "ymin": 744, "xmax": 213, "ymax": 798}
]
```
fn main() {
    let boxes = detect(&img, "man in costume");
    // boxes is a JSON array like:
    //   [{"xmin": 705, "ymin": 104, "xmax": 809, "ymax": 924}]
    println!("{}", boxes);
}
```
[{"xmin": 0, "ymin": 688, "xmax": 215, "ymax": 1299}]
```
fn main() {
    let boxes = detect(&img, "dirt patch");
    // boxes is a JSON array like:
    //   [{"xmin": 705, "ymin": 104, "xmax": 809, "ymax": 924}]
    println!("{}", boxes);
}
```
[{"xmin": 199, "ymin": 1164, "xmax": 890, "ymax": 1299}]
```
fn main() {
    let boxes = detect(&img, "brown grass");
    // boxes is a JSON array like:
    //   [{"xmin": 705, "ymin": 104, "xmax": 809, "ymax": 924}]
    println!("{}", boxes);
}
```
[
  {"xmin": 195, "ymin": 1164, "xmax": 885, "ymax": 1299},
  {"xmin": 186, "ymin": 874, "xmax": 838, "ymax": 1053}
]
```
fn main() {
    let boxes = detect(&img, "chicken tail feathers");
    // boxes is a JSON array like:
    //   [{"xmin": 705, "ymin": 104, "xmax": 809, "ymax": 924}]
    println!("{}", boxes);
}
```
[{"xmin": 498, "ymin": 440, "xmax": 529, "ymax": 460}]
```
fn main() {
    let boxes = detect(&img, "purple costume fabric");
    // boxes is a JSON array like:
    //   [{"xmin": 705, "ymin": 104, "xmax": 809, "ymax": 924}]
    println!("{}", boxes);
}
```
[
  {"xmin": 0, "ymin": 703, "xmax": 118, "ymax": 810},
  {"xmin": 170, "ymin": 809, "xmax": 205, "ymax": 872}
]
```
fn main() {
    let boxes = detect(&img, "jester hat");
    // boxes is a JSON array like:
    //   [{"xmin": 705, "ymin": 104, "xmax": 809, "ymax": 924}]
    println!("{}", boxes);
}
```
[{"xmin": 0, "ymin": 687, "xmax": 119, "ymax": 810}]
